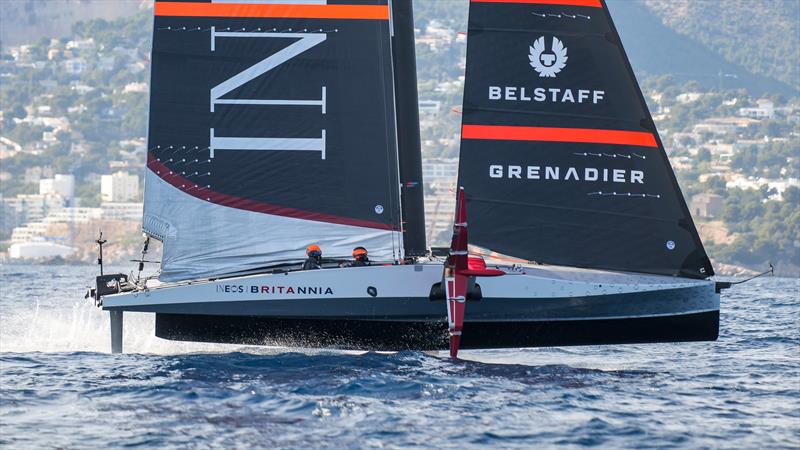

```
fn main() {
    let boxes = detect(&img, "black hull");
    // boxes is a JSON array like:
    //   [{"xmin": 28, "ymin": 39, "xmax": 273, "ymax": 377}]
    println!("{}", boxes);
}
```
[{"xmin": 155, "ymin": 311, "xmax": 719, "ymax": 351}]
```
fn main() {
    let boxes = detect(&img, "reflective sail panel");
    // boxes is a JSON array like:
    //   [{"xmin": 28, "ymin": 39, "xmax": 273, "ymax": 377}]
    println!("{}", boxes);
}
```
[
  {"xmin": 145, "ymin": 0, "xmax": 403, "ymax": 281},
  {"xmin": 458, "ymin": 0, "xmax": 714, "ymax": 278}
]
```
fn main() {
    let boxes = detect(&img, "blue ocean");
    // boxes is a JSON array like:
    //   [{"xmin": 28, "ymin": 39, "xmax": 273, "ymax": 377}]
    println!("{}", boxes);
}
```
[{"xmin": 1, "ymin": 264, "xmax": 798, "ymax": 449}]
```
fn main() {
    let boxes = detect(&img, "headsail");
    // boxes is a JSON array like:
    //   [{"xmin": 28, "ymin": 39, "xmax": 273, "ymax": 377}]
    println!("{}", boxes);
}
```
[
  {"xmin": 457, "ymin": 0, "xmax": 713, "ymax": 279},
  {"xmin": 144, "ymin": 0, "xmax": 404, "ymax": 281}
]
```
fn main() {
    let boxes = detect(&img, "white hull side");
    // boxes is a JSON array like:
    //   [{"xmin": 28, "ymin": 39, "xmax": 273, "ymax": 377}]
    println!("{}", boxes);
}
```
[{"xmin": 102, "ymin": 263, "xmax": 719, "ymax": 321}]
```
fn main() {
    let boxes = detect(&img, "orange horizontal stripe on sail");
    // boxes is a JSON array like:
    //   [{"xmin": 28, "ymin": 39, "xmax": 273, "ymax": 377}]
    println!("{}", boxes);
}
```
[
  {"xmin": 155, "ymin": 2, "xmax": 390, "ymax": 20},
  {"xmin": 462, "ymin": 125, "xmax": 658, "ymax": 148},
  {"xmin": 470, "ymin": 0, "xmax": 602, "ymax": 8}
]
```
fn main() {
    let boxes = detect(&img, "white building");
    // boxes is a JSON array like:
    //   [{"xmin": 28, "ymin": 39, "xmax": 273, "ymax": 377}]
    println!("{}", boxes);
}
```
[
  {"xmin": 676, "ymin": 92, "xmax": 704, "ymax": 104},
  {"xmin": 423, "ymin": 158, "xmax": 458, "ymax": 181},
  {"xmin": 70, "ymin": 142, "xmax": 89, "ymax": 155},
  {"xmin": 101, "ymin": 171, "xmax": 140, "ymax": 202},
  {"xmin": 9, "ymin": 207, "xmax": 103, "ymax": 244},
  {"xmin": 739, "ymin": 99, "xmax": 775, "ymax": 119},
  {"xmin": 692, "ymin": 117, "xmax": 758, "ymax": 136},
  {"xmin": 39, "ymin": 174, "xmax": 75, "ymax": 202},
  {"xmin": 418, "ymin": 100, "xmax": 442, "ymax": 117},
  {"xmin": 3, "ymin": 194, "xmax": 65, "ymax": 223},
  {"xmin": 102, "ymin": 202, "xmax": 143, "ymax": 221},
  {"xmin": 10, "ymin": 221, "xmax": 50, "ymax": 244},
  {"xmin": 726, "ymin": 176, "xmax": 800, "ymax": 200},
  {"xmin": 44, "ymin": 207, "xmax": 103, "ymax": 224},
  {"xmin": 64, "ymin": 58, "xmax": 85, "ymax": 75},
  {"xmin": 9, "ymin": 242, "xmax": 77, "ymax": 259},
  {"xmin": 123, "ymin": 82, "xmax": 148, "ymax": 93},
  {"xmin": 65, "ymin": 38, "xmax": 96, "ymax": 51}
]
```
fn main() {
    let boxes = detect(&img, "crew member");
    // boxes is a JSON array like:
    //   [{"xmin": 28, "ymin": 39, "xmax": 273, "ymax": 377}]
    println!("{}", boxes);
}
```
[
  {"xmin": 350, "ymin": 246, "xmax": 370, "ymax": 267},
  {"xmin": 303, "ymin": 244, "xmax": 322, "ymax": 270}
]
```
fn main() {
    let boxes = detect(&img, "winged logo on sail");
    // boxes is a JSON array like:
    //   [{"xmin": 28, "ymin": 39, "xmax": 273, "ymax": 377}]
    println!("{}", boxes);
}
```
[{"xmin": 529, "ymin": 36, "xmax": 568, "ymax": 77}]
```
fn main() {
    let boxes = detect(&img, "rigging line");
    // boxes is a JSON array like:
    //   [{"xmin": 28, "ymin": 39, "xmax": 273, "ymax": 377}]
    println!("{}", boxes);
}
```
[
  {"xmin": 723, "ymin": 264, "xmax": 774, "ymax": 286},
  {"xmin": 382, "ymin": 4, "xmax": 403, "ymax": 259}
]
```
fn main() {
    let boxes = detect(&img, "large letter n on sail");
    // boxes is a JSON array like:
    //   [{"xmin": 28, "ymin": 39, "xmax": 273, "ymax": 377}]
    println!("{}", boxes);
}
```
[
  {"xmin": 209, "ymin": 29, "xmax": 327, "ymax": 159},
  {"xmin": 210, "ymin": 30, "xmax": 326, "ymax": 112}
]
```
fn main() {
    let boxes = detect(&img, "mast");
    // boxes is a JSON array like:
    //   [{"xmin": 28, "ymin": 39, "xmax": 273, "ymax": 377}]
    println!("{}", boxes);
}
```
[{"xmin": 391, "ymin": 0, "xmax": 427, "ymax": 258}]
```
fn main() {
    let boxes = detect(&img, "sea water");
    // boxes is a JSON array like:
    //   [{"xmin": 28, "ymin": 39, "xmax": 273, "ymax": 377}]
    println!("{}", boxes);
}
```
[{"xmin": 1, "ymin": 264, "xmax": 798, "ymax": 449}]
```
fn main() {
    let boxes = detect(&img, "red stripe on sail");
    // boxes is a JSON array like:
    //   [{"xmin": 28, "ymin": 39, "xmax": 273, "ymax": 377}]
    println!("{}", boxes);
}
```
[
  {"xmin": 147, "ymin": 155, "xmax": 395, "ymax": 231},
  {"xmin": 154, "ymin": 2, "xmax": 390, "ymax": 20},
  {"xmin": 461, "ymin": 125, "xmax": 658, "ymax": 148},
  {"xmin": 470, "ymin": 0, "xmax": 602, "ymax": 8}
]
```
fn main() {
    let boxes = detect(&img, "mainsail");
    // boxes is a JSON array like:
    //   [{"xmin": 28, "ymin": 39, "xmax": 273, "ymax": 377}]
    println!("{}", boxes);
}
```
[
  {"xmin": 144, "ymin": 0, "xmax": 405, "ymax": 281},
  {"xmin": 457, "ymin": 0, "xmax": 714, "ymax": 279}
]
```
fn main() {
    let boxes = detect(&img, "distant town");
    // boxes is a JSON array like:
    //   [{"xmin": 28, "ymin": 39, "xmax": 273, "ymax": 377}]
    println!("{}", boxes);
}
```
[{"xmin": 1, "ymin": 5, "xmax": 797, "ymax": 275}]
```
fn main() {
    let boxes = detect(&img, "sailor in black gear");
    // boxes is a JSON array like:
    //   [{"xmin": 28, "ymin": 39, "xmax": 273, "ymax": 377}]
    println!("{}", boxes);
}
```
[{"xmin": 303, "ymin": 244, "xmax": 322, "ymax": 270}]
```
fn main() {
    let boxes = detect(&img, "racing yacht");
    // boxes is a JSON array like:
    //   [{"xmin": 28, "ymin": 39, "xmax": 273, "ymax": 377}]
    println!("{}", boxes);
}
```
[{"xmin": 90, "ymin": 0, "xmax": 722, "ymax": 357}]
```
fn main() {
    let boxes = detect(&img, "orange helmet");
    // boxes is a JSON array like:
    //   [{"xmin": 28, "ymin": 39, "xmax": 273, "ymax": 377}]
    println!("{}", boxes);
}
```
[
  {"xmin": 352, "ymin": 246, "xmax": 368, "ymax": 258},
  {"xmin": 306, "ymin": 244, "xmax": 321, "ymax": 257}
]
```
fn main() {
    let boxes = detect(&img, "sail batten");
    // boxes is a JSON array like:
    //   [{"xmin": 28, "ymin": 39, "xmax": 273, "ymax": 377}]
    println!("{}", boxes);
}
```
[{"xmin": 457, "ymin": 0, "xmax": 713, "ymax": 279}]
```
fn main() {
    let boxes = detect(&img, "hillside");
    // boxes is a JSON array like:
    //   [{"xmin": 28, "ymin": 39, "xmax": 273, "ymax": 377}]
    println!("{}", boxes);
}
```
[
  {"xmin": 641, "ymin": 0, "xmax": 800, "ymax": 92},
  {"xmin": 607, "ymin": 0, "xmax": 798, "ymax": 96},
  {"xmin": 0, "ymin": 0, "xmax": 143, "ymax": 47},
  {"xmin": 2, "ymin": 0, "xmax": 796, "ymax": 96}
]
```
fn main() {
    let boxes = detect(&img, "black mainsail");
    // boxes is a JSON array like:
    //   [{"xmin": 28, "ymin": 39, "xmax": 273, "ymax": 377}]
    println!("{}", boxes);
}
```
[
  {"xmin": 144, "ymin": 0, "xmax": 408, "ymax": 281},
  {"xmin": 457, "ymin": 0, "xmax": 714, "ymax": 279}
]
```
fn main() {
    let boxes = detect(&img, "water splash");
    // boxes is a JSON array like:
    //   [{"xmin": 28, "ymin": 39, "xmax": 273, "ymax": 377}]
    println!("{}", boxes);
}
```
[{"xmin": 0, "ymin": 264, "xmax": 242, "ymax": 354}]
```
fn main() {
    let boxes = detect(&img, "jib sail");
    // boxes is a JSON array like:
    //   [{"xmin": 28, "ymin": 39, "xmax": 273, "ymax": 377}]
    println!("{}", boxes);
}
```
[
  {"xmin": 457, "ymin": 0, "xmax": 713, "ymax": 279},
  {"xmin": 144, "ymin": 0, "xmax": 404, "ymax": 281}
]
